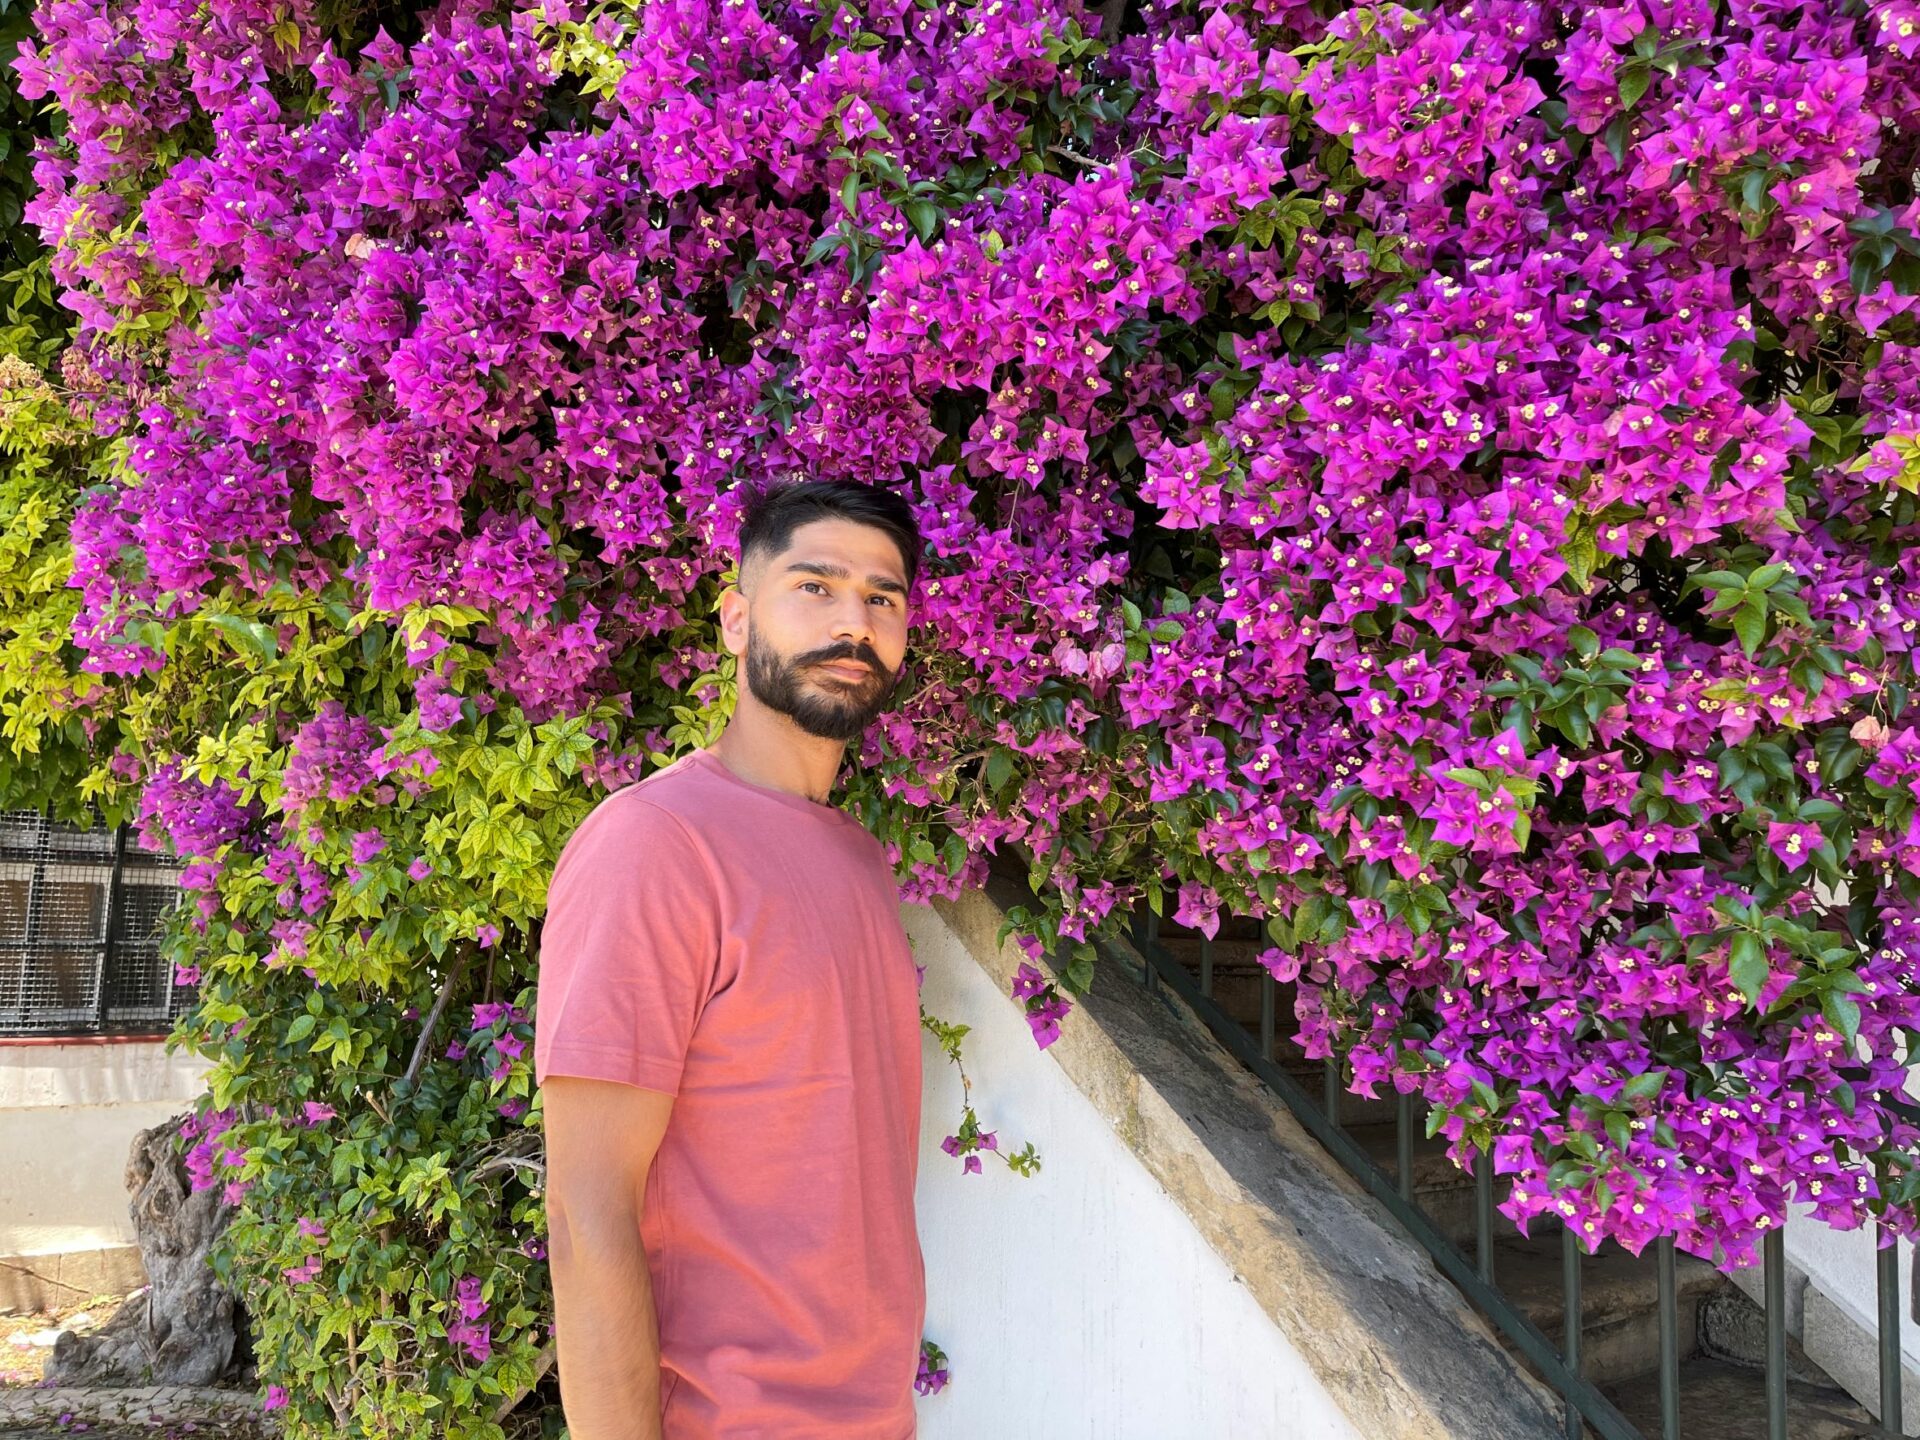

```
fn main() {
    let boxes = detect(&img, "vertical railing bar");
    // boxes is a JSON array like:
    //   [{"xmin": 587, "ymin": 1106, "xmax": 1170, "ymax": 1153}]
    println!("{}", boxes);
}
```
[
  {"xmin": 1657, "ymin": 1235, "xmax": 1680, "ymax": 1440},
  {"xmin": 1764, "ymin": 1226, "xmax": 1787, "ymax": 1440},
  {"xmin": 95, "ymin": 820, "xmax": 128, "ymax": 1032},
  {"xmin": 1476, "ymin": 1148, "xmax": 1495, "ymax": 1286},
  {"xmin": 1110, "ymin": 921, "xmax": 1646, "ymax": 1440},
  {"xmin": 1260, "ymin": 971, "xmax": 1275, "ymax": 1062},
  {"xmin": 1396, "ymin": 1090, "xmax": 1414, "ymax": 1205},
  {"xmin": 1141, "ymin": 906, "xmax": 1158, "ymax": 995},
  {"xmin": 1563, "ymin": 1226, "xmax": 1584, "ymax": 1440},
  {"xmin": 1324, "ymin": 1058, "xmax": 1340, "ymax": 1128},
  {"xmin": 8, "ymin": 807, "xmax": 53, "ymax": 1025},
  {"xmin": 1199, "ymin": 934, "xmax": 1213, "ymax": 999},
  {"xmin": 1878, "ymin": 1232, "xmax": 1902, "ymax": 1440}
]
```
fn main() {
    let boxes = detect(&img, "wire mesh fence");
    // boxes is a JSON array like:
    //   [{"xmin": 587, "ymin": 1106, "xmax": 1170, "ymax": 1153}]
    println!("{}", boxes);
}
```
[{"xmin": 0, "ymin": 806, "xmax": 189, "ymax": 1037}]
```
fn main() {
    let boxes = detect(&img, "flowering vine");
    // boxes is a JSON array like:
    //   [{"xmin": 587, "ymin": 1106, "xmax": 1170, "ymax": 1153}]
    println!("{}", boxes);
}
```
[{"xmin": 6, "ymin": 0, "xmax": 1920, "ymax": 1432}]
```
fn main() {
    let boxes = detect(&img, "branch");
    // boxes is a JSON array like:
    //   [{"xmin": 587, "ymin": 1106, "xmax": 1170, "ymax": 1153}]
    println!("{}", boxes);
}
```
[
  {"xmin": 472, "ymin": 1152, "xmax": 546, "ymax": 1184},
  {"xmin": 1049, "ymin": 144, "xmax": 1111, "ymax": 172},
  {"xmin": 493, "ymin": 1341, "xmax": 557, "ymax": 1423},
  {"xmin": 403, "ymin": 950, "xmax": 470, "ymax": 1088}
]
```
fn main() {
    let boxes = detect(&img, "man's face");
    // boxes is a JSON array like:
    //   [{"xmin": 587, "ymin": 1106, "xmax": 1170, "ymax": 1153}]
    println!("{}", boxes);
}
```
[{"xmin": 729, "ymin": 517, "xmax": 912, "ymax": 742}]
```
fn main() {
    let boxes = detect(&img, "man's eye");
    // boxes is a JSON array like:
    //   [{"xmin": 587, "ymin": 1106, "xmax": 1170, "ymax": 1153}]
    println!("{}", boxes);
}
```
[{"xmin": 870, "ymin": 594, "xmax": 895, "ymax": 606}]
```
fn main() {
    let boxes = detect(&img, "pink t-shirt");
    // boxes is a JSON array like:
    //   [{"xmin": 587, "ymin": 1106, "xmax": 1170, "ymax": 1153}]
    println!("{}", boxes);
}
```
[{"xmin": 534, "ymin": 746, "xmax": 926, "ymax": 1439}]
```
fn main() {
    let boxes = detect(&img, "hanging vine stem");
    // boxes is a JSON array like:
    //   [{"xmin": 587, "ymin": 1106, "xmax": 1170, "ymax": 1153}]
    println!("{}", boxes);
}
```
[{"xmin": 402, "ymin": 949, "xmax": 471, "ymax": 1088}]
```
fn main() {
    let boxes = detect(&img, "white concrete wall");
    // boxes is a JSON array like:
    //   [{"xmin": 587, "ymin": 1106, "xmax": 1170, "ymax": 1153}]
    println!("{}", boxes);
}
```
[
  {"xmin": 1723, "ymin": 1190, "xmax": 1920, "ymax": 1422},
  {"xmin": 0, "ymin": 1040, "xmax": 210, "ymax": 1257},
  {"xmin": 1775, "ymin": 1214, "xmax": 1919, "ymax": 1419},
  {"xmin": 904, "ymin": 902, "xmax": 1362, "ymax": 1440},
  {"xmin": 1715, "ymin": 1047, "xmax": 1920, "ymax": 1421}
]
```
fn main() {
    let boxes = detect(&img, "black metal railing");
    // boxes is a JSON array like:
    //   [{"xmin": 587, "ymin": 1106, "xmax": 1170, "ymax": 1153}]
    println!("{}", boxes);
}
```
[
  {"xmin": 1111, "ymin": 904, "xmax": 1909, "ymax": 1440},
  {"xmin": 0, "ymin": 806, "xmax": 189, "ymax": 1037}
]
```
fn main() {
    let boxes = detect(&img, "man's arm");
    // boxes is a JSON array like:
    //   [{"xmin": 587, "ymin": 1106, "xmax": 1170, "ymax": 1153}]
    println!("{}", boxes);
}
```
[{"xmin": 543, "ymin": 1075, "xmax": 677, "ymax": 1440}]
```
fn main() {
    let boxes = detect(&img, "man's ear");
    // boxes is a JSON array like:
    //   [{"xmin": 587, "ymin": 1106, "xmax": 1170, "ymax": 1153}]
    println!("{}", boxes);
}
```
[{"xmin": 717, "ymin": 581, "xmax": 749, "ymax": 658}]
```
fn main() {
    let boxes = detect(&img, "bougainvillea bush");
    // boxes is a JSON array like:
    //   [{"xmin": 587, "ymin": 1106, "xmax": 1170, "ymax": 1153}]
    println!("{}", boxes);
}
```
[{"xmin": 10, "ymin": 0, "xmax": 1920, "ymax": 1428}]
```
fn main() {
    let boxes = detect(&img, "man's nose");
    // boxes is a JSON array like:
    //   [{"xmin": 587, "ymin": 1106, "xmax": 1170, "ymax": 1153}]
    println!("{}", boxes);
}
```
[{"xmin": 828, "ymin": 595, "xmax": 876, "ymax": 648}]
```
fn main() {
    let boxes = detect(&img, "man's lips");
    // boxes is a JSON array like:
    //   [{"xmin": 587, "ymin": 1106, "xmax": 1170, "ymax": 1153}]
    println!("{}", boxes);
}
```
[{"xmin": 817, "ymin": 660, "xmax": 872, "ymax": 680}]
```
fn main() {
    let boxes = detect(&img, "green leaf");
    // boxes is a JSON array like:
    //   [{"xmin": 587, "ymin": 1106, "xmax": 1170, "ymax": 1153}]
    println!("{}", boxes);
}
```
[
  {"xmin": 1618, "ymin": 65, "xmax": 1652, "ymax": 110},
  {"xmin": 1821, "ymin": 990, "xmax": 1862, "ymax": 1047},
  {"xmin": 903, "ymin": 200, "xmax": 941, "ymax": 242},
  {"xmin": 1729, "ymin": 932, "xmax": 1769, "ymax": 1006},
  {"xmin": 1730, "ymin": 597, "xmax": 1768, "ymax": 657},
  {"xmin": 984, "ymin": 747, "xmax": 1014, "ymax": 794},
  {"xmin": 1064, "ymin": 948, "xmax": 1095, "ymax": 993},
  {"xmin": 1602, "ymin": 114, "xmax": 1630, "ymax": 166},
  {"xmin": 1621, "ymin": 1071, "xmax": 1666, "ymax": 1102},
  {"xmin": 1560, "ymin": 515, "xmax": 1599, "ymax": 592},
  {"xmin": 203, "ymin": 612, "xmax": 279, "ymax": 661},
  {"xmin": 804, "ymin": 228, "xmax": 846, "ymax": 266}
]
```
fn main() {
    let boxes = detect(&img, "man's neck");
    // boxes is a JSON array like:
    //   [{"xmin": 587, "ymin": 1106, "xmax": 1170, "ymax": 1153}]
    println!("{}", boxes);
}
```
[{"xmin": 709, "ymin": 708, "xmax": 848, "ymax": 806}]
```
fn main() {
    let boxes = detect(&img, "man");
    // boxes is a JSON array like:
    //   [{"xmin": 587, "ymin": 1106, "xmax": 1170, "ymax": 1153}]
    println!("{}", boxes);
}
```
[{"xmin": 534, "ymin": 477, "xmax": 928, "ymax": 1440}]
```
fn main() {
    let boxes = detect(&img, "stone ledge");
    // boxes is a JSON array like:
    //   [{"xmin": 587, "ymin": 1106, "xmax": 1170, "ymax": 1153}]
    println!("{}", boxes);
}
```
[
  {"xmin": 930, "ymin": 878, "xmax": 1564, "ymax": 1440},
  {"xmin": 0, "ymin": 1385, "xmax": 272, "ymax": 1433}
]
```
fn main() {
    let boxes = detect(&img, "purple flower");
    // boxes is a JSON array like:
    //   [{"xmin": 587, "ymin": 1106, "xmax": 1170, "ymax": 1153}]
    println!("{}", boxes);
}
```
[
  {"xmin": 448, "ymin": 1276, "xmax": 492, "ymax": 1363},
  {"xmin": 454, "ymin": 1276, "xmax": 488, "ymax": 1321},
  {"xmin": 1024, "ymin": 994, "xmax": 1072, "ymax": 1050},
  {"xmin": 1766, "ymin": 821, "xmax": 1825, "ymax": 871},
  {"xmin": 471, "ymin": 1001, "xmax": 520, "ymax": 1031},
  {"xmin": 915, "ymin": 1341, "xmax": 950, "ymax": 1396}
]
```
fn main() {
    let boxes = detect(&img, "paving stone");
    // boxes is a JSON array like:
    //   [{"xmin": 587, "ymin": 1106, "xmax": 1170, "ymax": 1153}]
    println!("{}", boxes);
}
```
[{"xmin": 1602, "ymin": 1356, "xmax": 1882, "ymax": 1440}]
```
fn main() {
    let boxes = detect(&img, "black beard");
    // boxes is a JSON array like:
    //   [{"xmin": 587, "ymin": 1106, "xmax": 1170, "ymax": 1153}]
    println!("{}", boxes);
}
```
[{"xmin": 743, "ymin": 626, "xmax": 903, "ymax": 742}]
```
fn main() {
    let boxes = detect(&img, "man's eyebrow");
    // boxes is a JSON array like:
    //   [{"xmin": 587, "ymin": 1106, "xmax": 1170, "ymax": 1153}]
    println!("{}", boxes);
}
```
[{"xmin": 782, "ymin": 560, "xmax": 909, "ymax": 597}]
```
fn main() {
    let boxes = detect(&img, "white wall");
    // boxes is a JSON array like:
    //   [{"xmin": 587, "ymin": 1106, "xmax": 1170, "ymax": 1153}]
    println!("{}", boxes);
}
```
[
  {"xmin": 905, "ymin": 903, "xmax": 1362, "ymax": 1440},
  {"xmin": 0, "ymin": 1040, "xmax": 210, "ymax": 1257}
]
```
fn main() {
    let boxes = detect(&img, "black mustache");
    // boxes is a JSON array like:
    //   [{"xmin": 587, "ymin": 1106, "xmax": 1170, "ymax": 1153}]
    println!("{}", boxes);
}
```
[{"xmin": 806, "ymin": 649, "xmax": 883, "ymax": 671}]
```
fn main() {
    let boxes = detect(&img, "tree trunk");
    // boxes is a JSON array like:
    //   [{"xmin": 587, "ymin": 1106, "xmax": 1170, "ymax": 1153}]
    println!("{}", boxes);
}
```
[{"xmin": 44, "ymin": 1113, "xmax": 248, "ymax": 1387}]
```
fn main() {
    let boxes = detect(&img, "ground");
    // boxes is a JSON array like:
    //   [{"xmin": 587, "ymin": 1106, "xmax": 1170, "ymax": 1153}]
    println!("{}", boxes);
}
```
[
  {"xmin": 0, "ymin": 1292, "xmax": 125, "ymax": 1390},
  {"xmin": 0, "ymin": 1292, "xmax": 265, "ymax": 1439}
]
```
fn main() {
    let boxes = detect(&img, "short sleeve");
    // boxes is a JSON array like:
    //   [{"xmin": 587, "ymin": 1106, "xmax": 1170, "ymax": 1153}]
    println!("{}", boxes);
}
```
[{"xmin": 534, "ymin": 791, "xmax": 720, "ymax": 1096}]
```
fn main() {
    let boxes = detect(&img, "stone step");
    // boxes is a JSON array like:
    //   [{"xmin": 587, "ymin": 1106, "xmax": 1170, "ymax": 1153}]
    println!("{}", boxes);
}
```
[
  {"xmin": 1493, "ymin": 1232, "xmax": 1730, "ymax": 1389},
  {"xmin": 1148, "ymin": 937, "xmax": 1406, "ymax": 1125},
  {"xmin": 1599, "ymin": 1356, "xmax": 1877, "ymax": 1440},
  {"xmin": 1346, "ymin": 1121, "xmax": 1541, "ymax": 1249}
]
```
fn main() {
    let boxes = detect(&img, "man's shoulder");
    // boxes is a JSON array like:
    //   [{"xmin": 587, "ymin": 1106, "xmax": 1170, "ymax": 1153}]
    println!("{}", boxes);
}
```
[
  {"xmin": 577, "ymin": 758, "xmax": 723, "ymax": 843},
  {"xmin": 550, "ymin": 771, "xmax": 720, "ymax": 898}
]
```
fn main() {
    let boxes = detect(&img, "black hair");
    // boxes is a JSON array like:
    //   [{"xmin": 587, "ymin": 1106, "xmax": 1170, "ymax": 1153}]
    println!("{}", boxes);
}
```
[{"xmin": 735, "ymin": 478, "xmax": 923, "ymax": 593}]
